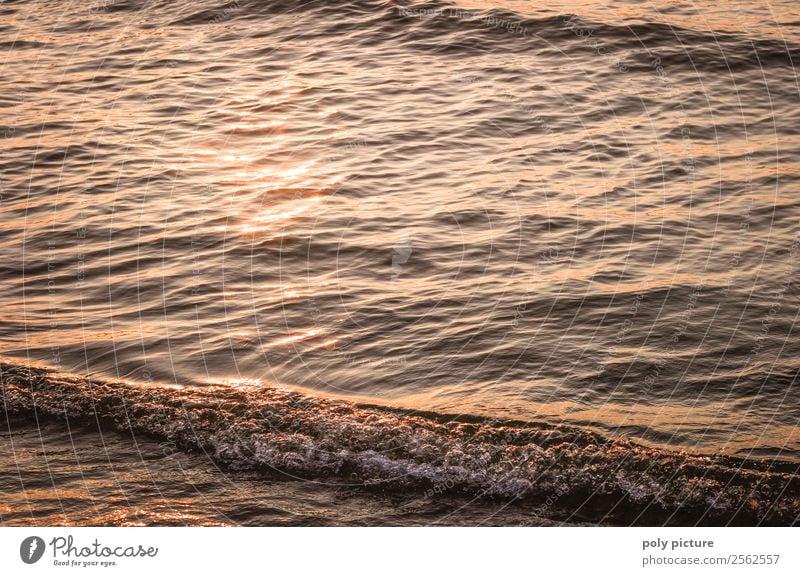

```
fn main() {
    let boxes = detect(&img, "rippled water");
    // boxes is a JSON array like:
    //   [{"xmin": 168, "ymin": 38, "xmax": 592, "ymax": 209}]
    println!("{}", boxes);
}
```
[{"xmin": 2, "ymin": 0, "xmax": 800, "ymax": 525}]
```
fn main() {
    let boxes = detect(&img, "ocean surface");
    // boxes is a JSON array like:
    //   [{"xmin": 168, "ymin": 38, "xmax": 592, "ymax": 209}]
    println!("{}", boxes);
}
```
[{"xmin": 2, "ymin": 0, "xmax": 800, "ymax": 526}]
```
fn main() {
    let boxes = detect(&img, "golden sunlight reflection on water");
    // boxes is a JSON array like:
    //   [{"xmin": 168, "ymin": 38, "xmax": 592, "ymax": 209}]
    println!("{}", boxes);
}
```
[{"xmin": 4, "ymin": 0, "xmax": 800, "ymax": 461}]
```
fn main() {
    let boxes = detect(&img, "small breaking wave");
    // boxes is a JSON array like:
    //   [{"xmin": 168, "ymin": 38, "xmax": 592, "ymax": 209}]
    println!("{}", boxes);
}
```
[{"xmin": 1, "ymin": 360, "xmax": 798, "ymax": 525}]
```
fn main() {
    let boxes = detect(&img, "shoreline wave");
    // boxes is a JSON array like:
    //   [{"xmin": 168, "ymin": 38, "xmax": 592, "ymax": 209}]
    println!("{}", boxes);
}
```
[{"xmin": 2, "ymin": 360, "xmax": 798, "ymax": 525}]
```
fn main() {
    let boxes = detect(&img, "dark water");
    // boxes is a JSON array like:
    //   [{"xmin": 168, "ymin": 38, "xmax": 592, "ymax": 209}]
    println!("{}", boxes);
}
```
[{"xmin": 2, "ymin": 0, "xmax": 800, "ymax": 525}]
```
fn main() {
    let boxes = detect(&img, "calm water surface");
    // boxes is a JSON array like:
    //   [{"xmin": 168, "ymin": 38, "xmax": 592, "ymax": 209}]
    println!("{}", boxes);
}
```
[{"xmin": 2, "ymin": 0, "xmax": 800, "ymax": 525}]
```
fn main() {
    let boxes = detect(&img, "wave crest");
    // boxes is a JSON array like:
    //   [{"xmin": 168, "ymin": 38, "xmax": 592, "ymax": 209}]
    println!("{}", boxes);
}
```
[{"xmin": 2, "ymin": 361, "xmax": 798, "ymax": 524}]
